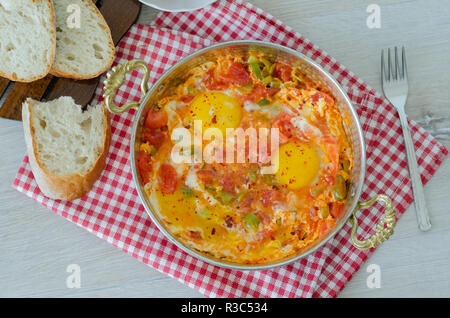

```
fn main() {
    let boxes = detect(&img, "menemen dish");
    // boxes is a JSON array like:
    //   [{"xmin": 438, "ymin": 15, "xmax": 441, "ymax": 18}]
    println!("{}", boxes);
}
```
[{"xmin": 136, "ymin": 51, "xmax": 353, "ymax": 264}]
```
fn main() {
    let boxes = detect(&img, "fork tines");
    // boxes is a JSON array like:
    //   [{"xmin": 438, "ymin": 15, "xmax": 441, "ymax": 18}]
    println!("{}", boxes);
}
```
[{"xmin": 381, "ymin": 46, "xmax": 407, "ymax": 82}]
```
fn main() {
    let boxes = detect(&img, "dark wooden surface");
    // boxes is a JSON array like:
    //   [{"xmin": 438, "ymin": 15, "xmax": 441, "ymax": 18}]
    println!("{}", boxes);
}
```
[
  {"xmin": 0, "ymin": 78, "xmax": 9, "ymax": 97},
  {"xmin": 0, "ymin": 0, "xmax": 141, "ymax": 121}
]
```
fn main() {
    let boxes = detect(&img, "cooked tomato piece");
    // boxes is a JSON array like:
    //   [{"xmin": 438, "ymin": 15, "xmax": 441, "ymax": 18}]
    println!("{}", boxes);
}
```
[
  {"xmin": 239, "ymin": 192, "xmax": 255, "ymax": 211},
  {"xmin": 245, "ymin": 83, "xmax": 268, "ymax": 102},
  {"xmin": 220, "ymin": 174, "xmax": 236, "ymax": 194},
  {"xmin": 322, "ymin": 175, "xmax": 336, "ymax": 185},
  {"xmin": 218, "ymin": 62, "xmax": 251, "ymax": 86},
  {"xmin": 311, "ymin": 91, "xmax": 334, "ymax": 106},
  {"xmin": 158, "ymin": 164, "xmax": 178, "ymax": 194},
  {"xmin": 144, "ymin": 109, "xmax": 168, "ymax": 129},
  {"xmin": 330, "ymin": 202, "xmax": 344, "ymax": 218},
  {"xmin": 203, "ymin": 69, "xmax": 229, "ymax": 90},
  {"xmin": 319, "ymin": 219, "xmax": 335, "ymax": 236},
  {"xmin": 321, "ymin": 135, "xmax": 339, "ymax": 176},
  {"xmin": 143, "ymin": 128, "xmax": 166, "ymax": 149},
  {"xmin": 196, "ymin": 169, "xmax": 217, "ymax": 184},
  {"xmin": 272, "ymin": 113, "xmax": 294, "ymax": 143},
  {"xmin": 273, "ymin": 63, "xmax": 292, "ymax": 82},
  {"xmin": 266, "ymin": 86, "xmax": 280, "ymax": 97},
  {"xmin": 261, "ymin": 189, "xmax": 281, "ymax": 208},
  {"xmin": 137, "ymin": 150, "xmax": 152, "ymax": 184},
  {"xmin": 180, "ymin": 95, "xmax": 195, "ymax": 103}
]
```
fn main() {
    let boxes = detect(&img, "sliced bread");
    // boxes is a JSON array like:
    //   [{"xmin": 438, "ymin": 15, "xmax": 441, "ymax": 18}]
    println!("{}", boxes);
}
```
[
  {"xmin": 50, "ymin": 0, "xmax": 115, "ymax": 79},
  {"xmin": 22, "ymin": 97, "xmax": 111, "ymax": 200},
  {"xmin": 0, "ymin": 0, "xmax": 55, "ymax": 82}
]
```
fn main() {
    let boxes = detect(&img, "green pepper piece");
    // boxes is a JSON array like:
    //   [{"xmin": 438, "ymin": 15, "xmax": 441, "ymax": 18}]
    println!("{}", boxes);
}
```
[
  {"xmin": 244, "ymin": 213, "xmax": 260, "ymax": 230},
  {"xmin": 260, "ymin": 57, "xmax": 272, "ymax": 70},
  {"xmin": 247, "ymin": 55, "xmax": 259, "ymax": 64},
  {"xmin": 291, "ymin": 68, "xmax": 303, "ymax": 82},
  {"xmin": 342, "ymin": 159, "xmax": 351, "ymax": 172},
  {"xmin": 283, "ymin": 81, "xmax": 296, "ymax": 87},
  {"xmin": 263, "ymin": 173, "xmax": 275, "ymax": 185},
  {"xmin": 240, "ymin": 83, "xmax": 253, "ymax": 94},
  {"xmin": 262, "ymin": 76, "xmax": 272, "ymax": 86},
  {"xmin": 149, "ymin": 145, "xmax": 157, "ymax": 156},
  {"xmin": 248, "ymin": 170, "xmax": 257, "ymax": 182},
  {"xmin": 250, "ymin": 62, "xmax": 263, "ymax": 81},
  {"xmin": 198, "ymin": 209, "xmax": 211, "ymax": 218},
  {"xmin": 333, "ymin": 174, "xmax": 347, "ymax": 201},
  {"xmin": 320, "ymin": 206, "xmax": 330, "ymax": 218},
  {"xmin": 270, "ymin": 78, "xmax": 281, "ymax": 88},
  {"xmin": 269, "ymin": 63, "xmax": 276, "ymax": 75},
  {"xmin": 217, "ymin": 190, "xmax": 234, "ymax": 204},
  {"xmin": 257, "ymin": 98, "xmax": 270, "ymax": 107},
  {"xmin": 182, "ymin": 187, "xmax": 195, "ymax": 198},
  {"xmin": 205, "ymin": 185, "xmax": 216, "ymax": 193}
]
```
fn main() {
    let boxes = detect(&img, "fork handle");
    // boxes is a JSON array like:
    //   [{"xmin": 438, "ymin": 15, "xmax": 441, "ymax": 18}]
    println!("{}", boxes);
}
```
[{"xmin": 398, "ymin": 110, "xmax": 432, "ymax": 231}]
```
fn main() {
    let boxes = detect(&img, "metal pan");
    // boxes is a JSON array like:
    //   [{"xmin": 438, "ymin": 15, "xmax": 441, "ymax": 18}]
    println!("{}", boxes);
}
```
[{"xmin": 103, "ymin": 40, "xmax": 397, "ymax": 270}]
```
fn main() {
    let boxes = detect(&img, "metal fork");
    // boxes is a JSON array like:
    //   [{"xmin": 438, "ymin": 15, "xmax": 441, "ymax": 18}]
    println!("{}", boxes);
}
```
[{"xmin": 381, "ymin": 46, "xmax": 431, "ymax": 232}]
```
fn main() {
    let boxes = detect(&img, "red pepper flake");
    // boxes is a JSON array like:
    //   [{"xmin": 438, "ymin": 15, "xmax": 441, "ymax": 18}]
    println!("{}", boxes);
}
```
[{"xmin": 189, "ymin": 231, "xmax": 202, "ymax": 239}]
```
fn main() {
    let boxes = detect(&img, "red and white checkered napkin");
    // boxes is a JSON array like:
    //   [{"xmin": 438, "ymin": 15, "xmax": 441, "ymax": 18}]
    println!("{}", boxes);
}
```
[{"xmin": 13, "ymin": 0, "xmax": 448, "ymax": 297}]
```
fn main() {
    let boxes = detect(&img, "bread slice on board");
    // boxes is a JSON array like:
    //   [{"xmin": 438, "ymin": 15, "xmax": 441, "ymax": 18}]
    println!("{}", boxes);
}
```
[
  {"xmin": 0, "ymin": 0, "xmax": 56, "ymax": 82},
  {"xmin": 22, "ymin": 97, "xmax": 111, "ymax": 200},
  {"xmin": 50, "ymin": 0, "xmax": 115, "ymax": 80}
]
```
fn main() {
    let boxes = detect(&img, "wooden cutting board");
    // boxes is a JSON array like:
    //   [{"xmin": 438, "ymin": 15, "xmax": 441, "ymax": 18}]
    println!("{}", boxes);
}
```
[{"xmin": 0, "ymin": 0, "xmax": 142, "ymax": 121}]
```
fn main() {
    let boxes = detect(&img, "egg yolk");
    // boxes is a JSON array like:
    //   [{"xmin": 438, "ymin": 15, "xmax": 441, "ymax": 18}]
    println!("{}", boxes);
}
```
[
  {"xmin": 275, "ymin": 142, "xmax": 320, "ymax": 189},
  {"xmin": 189, "ymin": 92, "xmax": 242, "ymax": 134}
]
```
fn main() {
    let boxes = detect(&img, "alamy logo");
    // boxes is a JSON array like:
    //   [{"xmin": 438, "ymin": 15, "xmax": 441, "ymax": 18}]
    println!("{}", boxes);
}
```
[
  {"xmin": 66, "ymin": 4, "xmax": 81, "ymax": 29},
  {"xmin": 66, "ymin": 264, "xmax": 81, "ymax": 288},
  {"xmin": 366, "ymin": 264, "xmax": 381, "ymax": 288},
  {"xmin": 366, "ymin": 4, "xmax": 381, "ymax": 29}
]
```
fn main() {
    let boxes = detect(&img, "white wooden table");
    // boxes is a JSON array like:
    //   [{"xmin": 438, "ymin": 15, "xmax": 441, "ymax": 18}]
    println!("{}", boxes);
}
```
[{"xmin": 1, "ymin": 0, "xmax": 449, "ymax": 297}]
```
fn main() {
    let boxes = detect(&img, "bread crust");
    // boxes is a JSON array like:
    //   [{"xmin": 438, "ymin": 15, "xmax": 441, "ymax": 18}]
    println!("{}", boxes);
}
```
[
  {"xmin": 49, "ymin": 0, "xmax": 115, "ymax": 80},
  {"xmin": 22, "ymin": 99, "xmax": 111, "ymax": 200},
  {"xmin": 0, "ymin": 0, "xmax": 56, "ymax": 83}
]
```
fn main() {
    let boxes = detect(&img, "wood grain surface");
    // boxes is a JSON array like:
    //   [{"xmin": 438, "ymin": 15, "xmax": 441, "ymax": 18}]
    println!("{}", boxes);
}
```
[
  {"xmin": 0, "ymin": 0, "xmax": 449, "ymax": 298},
  {"xmin": 0, "ymin": 75, "xmax": 53, "ymax": 120}
]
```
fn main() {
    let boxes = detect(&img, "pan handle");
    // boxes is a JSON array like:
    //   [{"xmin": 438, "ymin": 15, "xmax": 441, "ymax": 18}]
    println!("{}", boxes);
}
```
[
  {"xmin": 350, "ymin": 194, "xmax": 397, "ymax": 250},
  {"xmin": 103, "ymin": 59, "xmax": 150, "ymax": 114}
]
